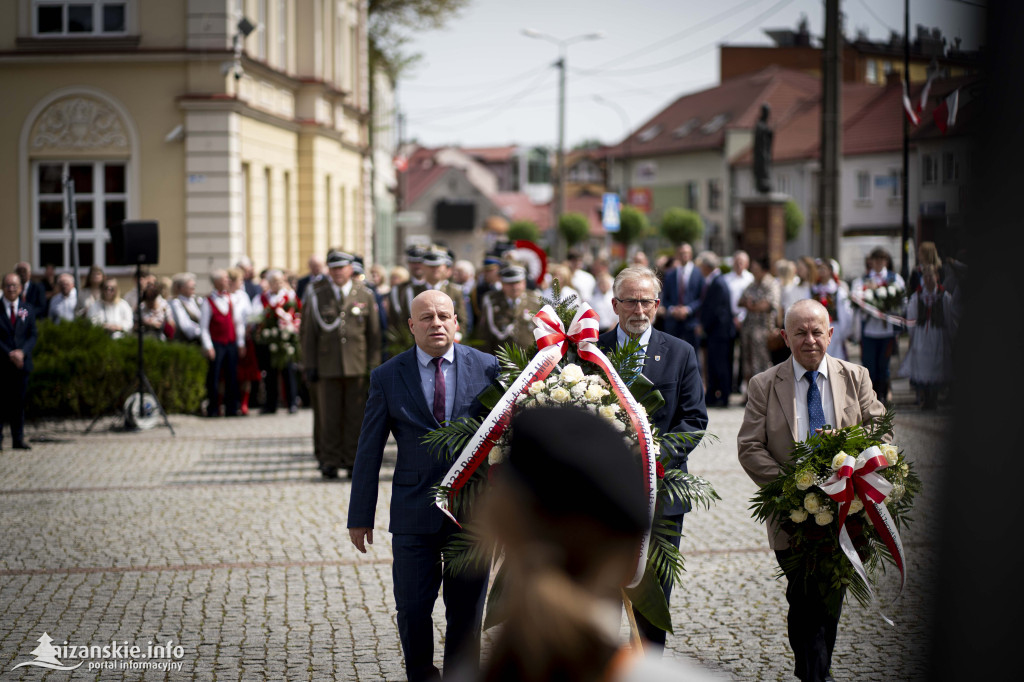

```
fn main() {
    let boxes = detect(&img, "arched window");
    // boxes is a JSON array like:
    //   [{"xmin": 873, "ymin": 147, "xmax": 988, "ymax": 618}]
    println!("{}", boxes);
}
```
[{"xmin": 22, "ymin": 89, "xmax": 137, "ymax": 271}]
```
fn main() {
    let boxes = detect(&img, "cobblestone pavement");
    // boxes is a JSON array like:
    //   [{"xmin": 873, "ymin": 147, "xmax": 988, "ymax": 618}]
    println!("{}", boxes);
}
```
[{"xmin": 0, "ymin": 382, "xmax": 948, "ymax": 681}]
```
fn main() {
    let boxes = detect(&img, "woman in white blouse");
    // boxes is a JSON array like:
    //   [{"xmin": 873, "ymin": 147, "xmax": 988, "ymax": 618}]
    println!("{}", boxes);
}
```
[{"xmin": 88, "ymin": 277, "xmax": 134, "ymax": 339}]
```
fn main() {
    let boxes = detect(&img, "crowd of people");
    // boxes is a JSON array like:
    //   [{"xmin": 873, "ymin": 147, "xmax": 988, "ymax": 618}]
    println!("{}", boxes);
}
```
[{"xmin": 2, "ymin": 239, "xmax": 963, "ymax": 680}]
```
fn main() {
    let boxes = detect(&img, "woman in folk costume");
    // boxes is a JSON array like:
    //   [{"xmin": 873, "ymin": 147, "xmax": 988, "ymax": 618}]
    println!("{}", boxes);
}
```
[
  {"xmin": 251, "ymin": 269, "xmax": 301, "ymax": 414},
  {"xmin": 809, "ymin": 259, "xmax": 852, "ymax": 361},
  {"xmin": 902, "ymin": 264, "xmax": 954, "ymax": 410},
  {"xmin": 227, "ymin": 268, "xmax": 260, "ymax": 415}
]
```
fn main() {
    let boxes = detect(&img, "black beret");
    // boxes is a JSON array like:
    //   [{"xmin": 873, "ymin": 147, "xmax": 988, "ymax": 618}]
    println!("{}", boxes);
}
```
[{"xmin": 507, "ymin": 406, "xmax": 648, "ymax": 534}]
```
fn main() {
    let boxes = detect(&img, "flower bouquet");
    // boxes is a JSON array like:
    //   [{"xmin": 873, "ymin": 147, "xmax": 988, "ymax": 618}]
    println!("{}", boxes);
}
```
[
  {"xmin": 423, "ymin": 282, "xmax": 719, "ymax": 636},
  {"xmin": 748, "ymin": 410, "xmax": 921, "ymax": 620},
  {"xmin": 858, "ymin": 280, "xmax": 906, "ymax": 316},
  {"xmin": 254, "ymin": 301, "xmax": 301, "ymax": 369}
]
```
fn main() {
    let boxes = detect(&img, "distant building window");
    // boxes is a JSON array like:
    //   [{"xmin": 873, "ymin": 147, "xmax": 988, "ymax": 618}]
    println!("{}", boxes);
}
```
[
  {"xmin": 707, "ymin": 178, "xmax": 722, "ymax": 211},
  {"xmin": 33, "ymin": 160, "xmax": 127, "ymax": 268},
  {"xmin": 777, "ymin": 173, "xmax": 790, "ymax": 195},
  {"xmin": 883, "ymin": 60, "xmax": 893, "ymax": 75},
  {"xmin": 866, "ymin": 60, "xmax": 878, "ymax": 84},
  {"xmin": 277, "ymin": 0, "xmax": 288, "ymax": 71},
  {"xmin": 686, "ymin": 181, "xmax": 699, "ymax": 210},
  {"xmin": 700, "ymin": 114, "xmax": 728, "ymax": 135},
  {"xmin": 637, "ymin": 125, "xmax": 662, "ymax": 143},
  {"xmin": 33, "ymin": 1, "xmax": 127, "ymax": 36},
  {"xmin": 527, "ymin": 149, "xmax": 550, "ymax": 184},
  {"xmin": 568, "ymin": 159, "xmax": 602, "ymax": 184},
  {"xmin": 672, "ymin": 118, "xmax": 700, "ymax": 138},
  {"xmin": 856, "ymin": 171, "xmax": 870, "ymax": 200},
  {"xmin": 888, "ymin": 169, "xmax": 901, "ymax": 198},
  {"xmin": 922, "ymin": 154, "xmax": 938, "ymax": 185},
  {"xmin": 942, "ymin": 152, "xmax": 959, "ymax": 184}
]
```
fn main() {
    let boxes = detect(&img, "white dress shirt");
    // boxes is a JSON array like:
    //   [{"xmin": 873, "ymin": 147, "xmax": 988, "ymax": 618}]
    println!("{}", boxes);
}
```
[
  {"xmin": 48, "ymin": 289, "xmax": 78, "ymax": 322},
  {"xmin": 792, "ymin": 356, "xmax": 837, "ymax": 442},
  {"xmin": 200, "ymin": 291, "xmax": 246, "ymax": 351}
]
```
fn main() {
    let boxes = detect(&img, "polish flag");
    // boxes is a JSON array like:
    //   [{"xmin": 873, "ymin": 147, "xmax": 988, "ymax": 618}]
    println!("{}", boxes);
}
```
[
  {"xmin": 393, "ymin": 155, "xmax": 409, "ymax": 172},
  {"xmin": 933, "ymin": 90, "xmax": 959, "ymax": 134},
  {"xmin": 917, "ymin": 70, "xmax": 936, "ymax": 115},
  {"xmin": 902, "ymin": 82, "xmax": 920, "ymax": 126}
]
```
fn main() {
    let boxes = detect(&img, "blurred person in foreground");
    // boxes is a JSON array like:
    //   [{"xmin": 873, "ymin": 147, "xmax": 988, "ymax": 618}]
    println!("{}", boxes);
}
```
[
  {"xmin": 455, "ymin": 406, "xmax": 720, "ymax": 682},
  {"xmin": 737, "ymin": 299, "xmax": 887, "ymax": 682},
  {"xmin": 347, "ymin": 290, "xmax": 498, "ymax": 681}
]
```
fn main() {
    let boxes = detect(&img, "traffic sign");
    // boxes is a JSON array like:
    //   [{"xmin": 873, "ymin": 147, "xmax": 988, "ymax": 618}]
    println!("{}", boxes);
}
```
[{"xmin": 602, "ymin": 193, "xmax": 621, "ymax": 232}]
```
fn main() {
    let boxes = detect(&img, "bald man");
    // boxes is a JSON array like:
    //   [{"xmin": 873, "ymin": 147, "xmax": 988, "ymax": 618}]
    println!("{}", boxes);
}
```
[
  {"xmin": 348, "ymin": 290, "xmax": 499, "ymax": 681},
  {"xmin": 738, "ymin": 298, "xmax": 888, "ymax": 682}
]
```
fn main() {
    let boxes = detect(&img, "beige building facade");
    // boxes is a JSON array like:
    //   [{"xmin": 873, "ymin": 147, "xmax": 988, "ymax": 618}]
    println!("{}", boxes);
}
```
[{"xmin": 0, "ymin": 0, "xmax": 370, "ymax": 292}]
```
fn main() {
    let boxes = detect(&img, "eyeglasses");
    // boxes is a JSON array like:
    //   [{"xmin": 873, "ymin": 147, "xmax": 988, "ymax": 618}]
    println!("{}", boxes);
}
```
[
  {"xmin": 615, "ymin": 298, "xmax": 658, "ymax": 309},
  {"xmin": 103, "ymin": 286, "xmax": 117, "ymax": 292}
]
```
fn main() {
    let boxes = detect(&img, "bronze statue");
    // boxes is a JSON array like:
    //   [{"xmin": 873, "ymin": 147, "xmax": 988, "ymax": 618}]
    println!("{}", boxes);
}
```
[{"xmin": 753, "ymin": 103, "xmax": 773, "ymax": 194}]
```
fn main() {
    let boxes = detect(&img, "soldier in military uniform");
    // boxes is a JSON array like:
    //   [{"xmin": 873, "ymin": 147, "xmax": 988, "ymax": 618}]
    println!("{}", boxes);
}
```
[
  {"xmin": 302, "ymin": 250, "xmax": 381, "ymax": 479},
  {"xmin": 389, "ymin": 247, "xmax": 468, "ymax": 350},
  {"xmin": 478, "ymin": 263, "xmax": 541, "ymax": 355}
]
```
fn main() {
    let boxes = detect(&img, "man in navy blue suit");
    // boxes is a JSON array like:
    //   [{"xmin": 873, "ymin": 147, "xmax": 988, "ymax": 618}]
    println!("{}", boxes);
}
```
[
  {"xmin": 660, "ymin": 243, "xmax": 705, "ymax": 349},
  {"xmin": 1, "ymin": 273, "xmax": 38, "ymax": 451},
  {"xmin": 696, "ymin": 251, "xmax": 735, "ymax": 407},
  {"xmin": 14, "ymin": 262, "xmax": 47, "ymax": 320},
  {"xmin": 348, "ymin": 289, "xmax": 500, "ymax": 681},
  {"xmin": 596, "ymin": 265, "xmax": 708, "ymax": 652}
]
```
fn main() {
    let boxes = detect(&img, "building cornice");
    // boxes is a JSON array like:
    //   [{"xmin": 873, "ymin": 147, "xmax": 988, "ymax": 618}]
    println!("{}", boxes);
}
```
[{"xmin": 178, "ymin": 94, "xmax": 301, "ymax": 133}]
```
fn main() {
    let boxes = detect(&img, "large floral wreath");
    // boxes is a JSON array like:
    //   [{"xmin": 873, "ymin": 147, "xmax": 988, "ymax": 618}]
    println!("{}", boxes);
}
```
[{"xmin": 423, "ymin": 284, "xmax": 719, "ymax": 635}]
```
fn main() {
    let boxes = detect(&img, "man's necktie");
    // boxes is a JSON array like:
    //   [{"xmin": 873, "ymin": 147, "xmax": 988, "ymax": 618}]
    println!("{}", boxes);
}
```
[
  {"xmin": 805, "ymin": 370, "xmax": 826, "ymax": 437},
  {"xmin": 10, "ymin": 304, "xmax": 16, "ymax": 328},
  {"xmin": 677, "ymin": 266, "xmax": 687, "ymax": 302},
  {"xmin": 432, "ymin": 357, "xmax": 446, "ymax": 424}
]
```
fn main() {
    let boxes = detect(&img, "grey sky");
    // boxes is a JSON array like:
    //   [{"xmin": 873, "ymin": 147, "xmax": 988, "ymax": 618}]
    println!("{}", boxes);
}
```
[{"xmin": 397, "ymin": 0, "xmax": 985, "ymax": 149}]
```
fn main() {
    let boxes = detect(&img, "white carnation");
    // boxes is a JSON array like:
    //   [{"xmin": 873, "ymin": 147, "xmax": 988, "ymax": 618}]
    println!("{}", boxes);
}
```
[
  {"xmin": 611, "ymin": 419, "xmax": 626, "ymax": 432},
  {"xmin": 571, "ymin": 382, "xmax": 588, "ymax": 398},
  {"xmin": 560, "ymin": 364, "xmax": 585, "ymax": 385}
]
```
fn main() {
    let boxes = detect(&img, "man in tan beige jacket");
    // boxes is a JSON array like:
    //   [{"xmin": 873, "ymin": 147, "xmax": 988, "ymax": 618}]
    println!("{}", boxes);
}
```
[{"xmin": 738, "ymin": 298, "xmax": 887, "ymax": 682}]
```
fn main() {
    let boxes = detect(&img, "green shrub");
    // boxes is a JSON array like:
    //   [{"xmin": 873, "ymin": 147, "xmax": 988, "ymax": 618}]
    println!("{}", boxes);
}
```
[
  {"xmin": 612, "ymin": 206, "xmax": 650, "ymax": 246},
  {"xmin": 557, "ymin": 212, "xmax": 590, "ymax": 248},
  {"xmin": 28, "ymin": 319, "xmax": 207, "ymax": 418},
  {"xmin": 507, "ymin": 219, "xmax": 541, "ymax": 243},
  {"xmin": 784, "ymin": 199, "xmax": 804, "ymax": 242},
  {"xmin": 659, "ymin": 207, "xmax": 704, "ymax": 246}
]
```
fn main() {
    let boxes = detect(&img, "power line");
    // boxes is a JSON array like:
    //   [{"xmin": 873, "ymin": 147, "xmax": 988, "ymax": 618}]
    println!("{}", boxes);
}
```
[
  {"xmin": 407, "ymin": 67, "xmax": 556, "ymax": 121},
  {"xmin": 398, "ymin": 62, "xmax": 551, "ymax": 93},
  {"xmin": 856, "ymin": 0, "xmax": 897, "ymax": 35},
  {"xmin": 577, "ymin": 0, "xmax": 800, "ymax": 78},
  {"xmin": 407, "ymin": 68, "xmax": 558, "ymax": 130},
  {"xmin": 586, "ymin": 0, "xmax": 776, "ymax": 71}
]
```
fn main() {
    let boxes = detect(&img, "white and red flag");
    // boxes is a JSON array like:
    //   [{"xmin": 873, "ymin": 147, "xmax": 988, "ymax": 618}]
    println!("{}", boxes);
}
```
[{"xmin": 933, "ymin": 89, "xmax": 960, "ymax": 134}]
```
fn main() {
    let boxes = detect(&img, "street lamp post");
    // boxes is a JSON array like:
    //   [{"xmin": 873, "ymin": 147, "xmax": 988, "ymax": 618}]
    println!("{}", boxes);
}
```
[{"xmin": 522, "ymin": 29, "xmax": 605, "ymax": 254}]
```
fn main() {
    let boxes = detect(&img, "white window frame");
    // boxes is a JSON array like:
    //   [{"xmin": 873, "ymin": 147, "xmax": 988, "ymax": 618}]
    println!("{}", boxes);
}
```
[
  {"xmin": 942, "ymin": 152, "xmax": 960, "ymax": 184},
  {"xmin": 32, "ymin": 0, "xmax": 130, "ymax": 37},
  {"xmin": 32, "ymin": 159, "xmax": 129, "ymax": 270},
  {"xmin": 922, "ymin": 154, "xmax": 938, "ymax": 185},
  {"xmin": 856, "ymin": 170, "xmax": 871, "ymax": 201}
]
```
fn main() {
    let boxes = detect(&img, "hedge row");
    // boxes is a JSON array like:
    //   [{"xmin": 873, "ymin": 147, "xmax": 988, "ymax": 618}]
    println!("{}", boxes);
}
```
[{"xmin": 28, "ymin": 319, "xmax": 207, "ymax": 418}]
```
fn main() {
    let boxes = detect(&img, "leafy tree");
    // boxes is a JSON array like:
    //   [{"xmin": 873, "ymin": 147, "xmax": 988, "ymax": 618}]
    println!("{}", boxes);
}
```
[
  {"xmin": 507, "ymin": 220, "xmax": 540, "ymax": 243},
  {"xmin": 612, "ymin": 206, "xmax": 649, "ymax": 246},
  {"xmin": 558, "ymin": 212, "xmax": 590, "ymax": 248},
  {"xmin": 784, "ymin": 199, "xmax": 804, "ymax": 242},
  {"xmin": 369, "ymin": 0, "xmax": 470, "ymax": 79},
  {"xmin": 659, "ymin": 207, "xmax": 704, "ymax": 246}
]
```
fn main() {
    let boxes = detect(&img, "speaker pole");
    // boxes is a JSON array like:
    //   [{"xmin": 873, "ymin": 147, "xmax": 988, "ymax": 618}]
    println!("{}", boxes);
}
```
[
  {"xmin": 63, "ymin": 175, "xmax": 81, "ymax": 300},
  {"xmin": 129, "ymin": 260, "xmax": 176, "ymax": 436}
]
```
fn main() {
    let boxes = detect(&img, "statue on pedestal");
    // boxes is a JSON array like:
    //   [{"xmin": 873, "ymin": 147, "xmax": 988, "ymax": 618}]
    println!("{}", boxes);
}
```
[{"xmin": 753, "ymin": 103, "xmax": 773, "ymax": 194}]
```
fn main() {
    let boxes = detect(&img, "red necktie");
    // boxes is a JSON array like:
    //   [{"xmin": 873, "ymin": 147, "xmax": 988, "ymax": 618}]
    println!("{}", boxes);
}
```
[
  {"xmin": 10, "ymin": 303, "xmax": 16, "ymax": 328},
  {"xmin": 432, "ymin": 357, "xmax": 446, "ymax": 424}
]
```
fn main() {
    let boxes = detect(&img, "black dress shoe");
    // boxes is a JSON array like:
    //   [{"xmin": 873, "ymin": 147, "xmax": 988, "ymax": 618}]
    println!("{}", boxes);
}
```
[
  {"xmin": 320, "ymin": 467, "xmax": 339, "ymax": 480},
  {"xmin": 13, "ymin": 441, "xmax": 31, "ymax": 450}
]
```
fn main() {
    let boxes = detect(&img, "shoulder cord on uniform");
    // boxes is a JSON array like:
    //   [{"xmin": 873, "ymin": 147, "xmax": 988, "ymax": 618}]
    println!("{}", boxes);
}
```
[
  {"xmin": 308, "ymin": 288, "xmax": 343, "ymax": 332},
  {"xmin": 483, "ymin": 294, "xmax": 512, "ymax": 340}
]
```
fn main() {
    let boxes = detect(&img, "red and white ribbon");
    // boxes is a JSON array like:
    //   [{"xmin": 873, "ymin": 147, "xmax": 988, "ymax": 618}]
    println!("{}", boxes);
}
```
[
  {"xmin": 818, "ymin": 446, "xmax": 906, "ymax": 625},
  {"xmin": 435, "ymin": 303, "xmax": 657, "ymax": 588}
]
